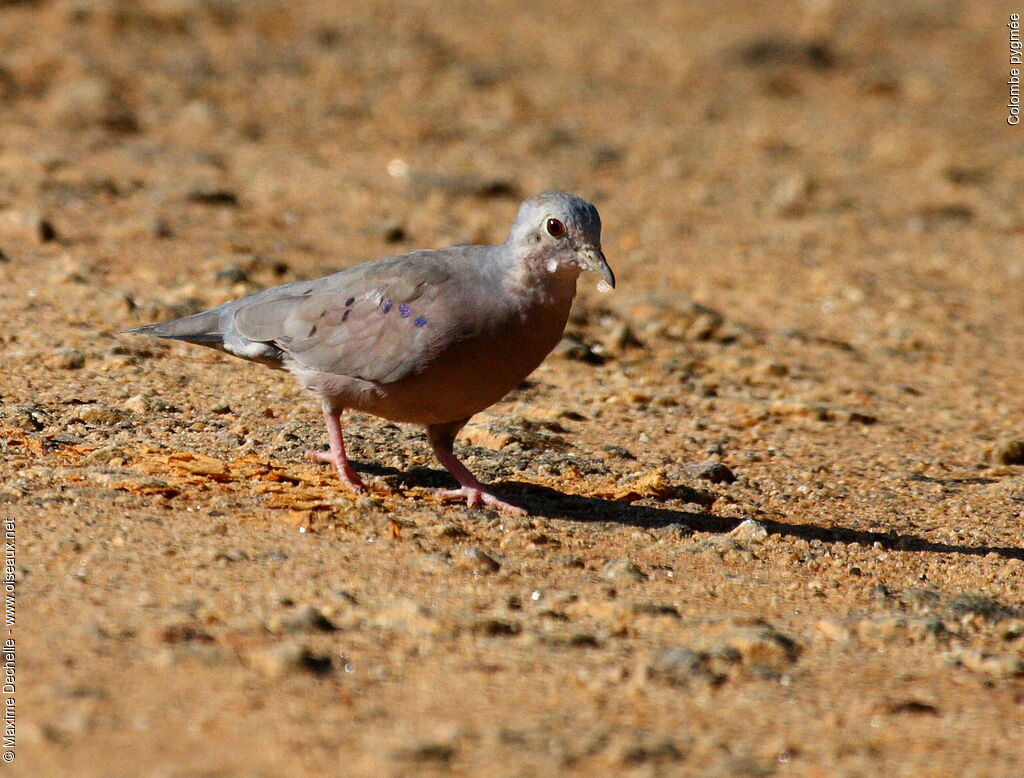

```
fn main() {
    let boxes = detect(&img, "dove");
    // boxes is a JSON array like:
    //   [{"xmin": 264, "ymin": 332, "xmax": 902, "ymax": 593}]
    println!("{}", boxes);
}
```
[{"xmin": 128, "ymin": 190, "xmax": 614, "ymax": 514}]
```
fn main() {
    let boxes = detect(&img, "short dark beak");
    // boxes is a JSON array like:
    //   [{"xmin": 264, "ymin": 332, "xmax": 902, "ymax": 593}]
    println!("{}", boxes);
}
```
[{"xmin": 578, "ymin": 246, "xmax": 615, "ymax": 288}]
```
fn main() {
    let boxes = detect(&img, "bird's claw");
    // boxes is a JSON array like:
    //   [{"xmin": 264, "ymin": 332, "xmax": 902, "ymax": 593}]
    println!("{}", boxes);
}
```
[
  {"xmin": 304, "ymin": 449, "xmax": 333, "ymax": 464},
  {"xmin": 304, "ymin": 449, "xmax": 367, "ymax": 493},
  {"xmin": 437, "ymin": 486, "xmax": 527, "ymax": 515}
]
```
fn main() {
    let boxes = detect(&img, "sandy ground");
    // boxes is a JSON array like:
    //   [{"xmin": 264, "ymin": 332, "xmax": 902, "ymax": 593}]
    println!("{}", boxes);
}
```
[{"xmin": 4, "ymin": 0, "xmax": 1024, "ymax": 775}]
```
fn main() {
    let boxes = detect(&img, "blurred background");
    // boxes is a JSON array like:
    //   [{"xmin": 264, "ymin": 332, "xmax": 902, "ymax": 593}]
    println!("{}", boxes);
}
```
[{"xmin": 2, "ymin": 0, "xmax": 1020, "ymax": 343}]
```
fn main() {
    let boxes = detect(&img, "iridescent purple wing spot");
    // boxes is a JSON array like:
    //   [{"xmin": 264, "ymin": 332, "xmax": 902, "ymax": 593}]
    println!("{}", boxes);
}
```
[
  {"xmin": 398, "ymin": 303, "xmax": 412, "ymax": 318},
  {"xmin": 341, "ymin": 309, "xmax": 351, "ymax": 322},
  {"xmin": 380, "ymin": 299, "xmax": 393, "ymax": 314},
  {"xmin": 414, "ymin": 316, "xmax": 427, "ymax": 327},
  {"xmin": 345, "ymin": 297, "xmax": 355, "ymax": 307}
]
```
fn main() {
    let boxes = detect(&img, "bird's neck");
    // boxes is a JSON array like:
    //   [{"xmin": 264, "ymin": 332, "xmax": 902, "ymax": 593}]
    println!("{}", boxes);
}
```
[{"xmin": 503, "ymin": 248, "xmax": 580, "ymax": 309}]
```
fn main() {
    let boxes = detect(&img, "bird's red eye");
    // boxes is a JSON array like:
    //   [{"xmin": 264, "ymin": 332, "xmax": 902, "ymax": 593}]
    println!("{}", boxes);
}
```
[{"xmin": 546, "ymin": 218, "xmax": 565, "ymax": 237}]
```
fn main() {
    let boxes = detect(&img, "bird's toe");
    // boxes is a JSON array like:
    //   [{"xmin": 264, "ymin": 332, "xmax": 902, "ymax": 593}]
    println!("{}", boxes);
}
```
[{"xmin": 436, "ymin": 486, "xmax": 525, "ymax": 515}]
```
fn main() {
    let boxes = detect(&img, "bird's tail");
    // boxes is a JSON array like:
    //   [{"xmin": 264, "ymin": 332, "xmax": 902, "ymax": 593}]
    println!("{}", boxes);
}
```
[{"xmin": 125, "ymin": 308, "xmax": 226, "ymax": 345}]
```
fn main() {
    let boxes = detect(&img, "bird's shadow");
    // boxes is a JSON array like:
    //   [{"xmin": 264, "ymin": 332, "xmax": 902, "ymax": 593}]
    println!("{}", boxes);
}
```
[{"xmin": 366, "ymin": 464, "xmax": 1024, "ymax": 562}]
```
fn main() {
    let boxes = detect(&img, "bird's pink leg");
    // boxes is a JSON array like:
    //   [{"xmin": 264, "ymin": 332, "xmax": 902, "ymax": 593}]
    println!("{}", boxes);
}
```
[
  {"xmin": 427, "ymin": 421, "xmax": 526, "ymax": 515},
  {"xmin": 305, "ymin": 410, "xmax": 366, "ymax": 493}
]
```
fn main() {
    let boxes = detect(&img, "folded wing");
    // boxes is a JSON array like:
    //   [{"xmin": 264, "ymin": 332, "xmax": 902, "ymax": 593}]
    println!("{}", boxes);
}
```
[{"xmin": 231, "ymin": 251, "xmax": 460, "ymax": 383}]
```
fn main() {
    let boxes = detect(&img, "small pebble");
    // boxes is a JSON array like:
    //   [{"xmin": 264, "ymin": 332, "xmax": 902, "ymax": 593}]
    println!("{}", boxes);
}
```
[
  {"xmin": 718, "ymin": 625, "xmax": 801, "ymax": 671},
  {"xmin": 471, "ymin": 617, "xmax": 520, "ymax": 636},
  {"xmin": 390, "ymin": 741, "xmax": 457, "ymax": 764},
  {"xmin": 768, "ymin": 172, "xmax": 815, "ymax": 217},
  {"xmin": 729, "ymin": 518, "xmax": 769, "ymax": 544},
  {"xmin": 602, "ymin": 321, "xmax": 642, "ymax": 356},
  {"xmin": 213, "ymin": 548, "xmax": 249, "ymax": 563},
  {"xmin": 554, "ymin": 335, "xmax": 604, "ymax": 364},
  {"xmin": 214, "ymin": 266, "xmax": 250, "ymax": 284},
  {"xmin": 152, "ymin": 217, "xmax": 174, "ymax": 238},
  {"xmin": 949, "ymin": 649, "xmax": 1024, "ymax": 679},
  {"xmin": 683, "ymin": 461, "xmax": 737, "ymax": 484},
  {"xmin": 249, "ymin": 643, "xmax": 332, "ymax": 677},
  {"xmin": 38, "ymin": 218, "xmax": 58, "ymax": 242},
  {"xmin": 994, "ymin": 439, "xmax": 1024, "ymax": 465},
  {"xmin": 601, "ymin": 558, "xmax": 647, "ymax": 582},
  {"xmin": 641, "ymin": 647, "xmax": 723, "ymax": 687},
  {"xmin": 186, "ymin": 187, "xmax": 239, "ymax": 206},
  {"xmin": 55, "ymin": 350, "xmax": 86, "ymax": 370},
  {"xmin": 453, "ymin": 547, "xmax": 501, "ymax": 574},
  {"xmin": 268, "ymin": 604, "xmax": 336, "ymax": 634},
  {"xmin": 124, "ymin": 394, "xmax": 150, "ymax": 414},
  {"xmin": 429, "ymin": 522, "xmax": 469, "ymax": 539}
]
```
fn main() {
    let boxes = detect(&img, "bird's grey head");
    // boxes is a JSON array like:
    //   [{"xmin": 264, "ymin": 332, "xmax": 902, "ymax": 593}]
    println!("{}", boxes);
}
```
[{"xmin": 506, "ymin": 190, "xmax": 615, "ymax": 288}]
